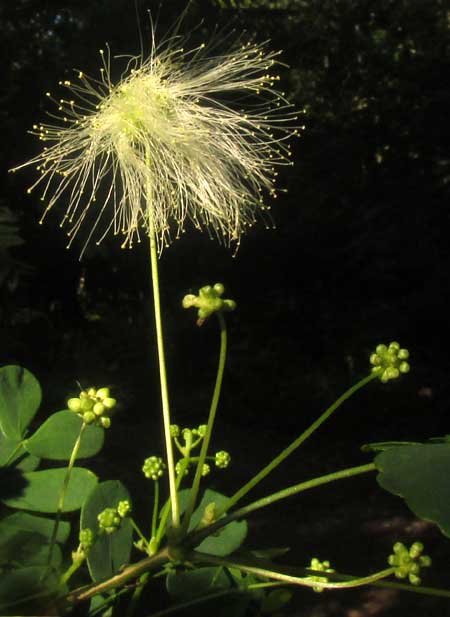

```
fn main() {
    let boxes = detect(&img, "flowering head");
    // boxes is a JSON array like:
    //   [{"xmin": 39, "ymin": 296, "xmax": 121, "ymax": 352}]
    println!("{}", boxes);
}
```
[
  {"xmin": 306, "ymin": 557, "xmax": 335, "ymax": 593},
  {"xmin": 370, "ymin": 342, "xmax": 410, "ymax": 382},
  {"xmin": 67, "ymin": 386, "xmax": 116, "ymax": 428},
  {"xmin": 97, "ymin": 500, "xmax": 131, "ymax": 535},
  {"xmin": 388, "ymin": 541, "xmax": 431, "ymax": 585},
  {"xmin": 183, "ymin": 283, "xmax": 236, "ymax": 325},
  {"xmin": 12, "ymin": 27, "xmax": 301, "ymax": 255},
  {"xmin": 142, "ymin": 456, "xmax": 166, "ymax": 481}
]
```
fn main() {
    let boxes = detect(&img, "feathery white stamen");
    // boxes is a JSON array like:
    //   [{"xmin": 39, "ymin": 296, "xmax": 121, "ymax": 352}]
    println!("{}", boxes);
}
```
[{"xmin": 12, "ymin": 29, "xmax": 302, "ymax": 255}]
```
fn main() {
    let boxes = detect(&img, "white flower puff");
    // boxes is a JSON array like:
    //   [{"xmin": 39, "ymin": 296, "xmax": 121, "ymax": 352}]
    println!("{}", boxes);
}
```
[{"xmin": 13, "ymin": 26, "xmax": 302, "ymax": 255}]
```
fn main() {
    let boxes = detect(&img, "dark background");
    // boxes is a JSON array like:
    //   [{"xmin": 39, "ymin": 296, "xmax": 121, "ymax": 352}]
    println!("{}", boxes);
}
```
[{"xmin": 1, "ymin": 1, "xmax": 449, "ymax": 615}]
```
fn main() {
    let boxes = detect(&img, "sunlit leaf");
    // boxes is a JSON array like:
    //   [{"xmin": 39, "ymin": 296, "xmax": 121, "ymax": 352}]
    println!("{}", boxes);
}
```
[
  {"xmin": 0, "ymin": 366, "xmax": 41, "ymax": 441},
  {"xmin": 24, "ymin": 410, "xmax": 104, "ymax": 460},
  {"xmin": 2, "ymin": 467, "xmax": 98, "ymax": 513}
]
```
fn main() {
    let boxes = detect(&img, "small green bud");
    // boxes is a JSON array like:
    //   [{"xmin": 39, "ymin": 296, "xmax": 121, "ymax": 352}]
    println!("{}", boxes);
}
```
[
  {"xmin": 100, "ymin": 416, "xmax": 111, "ymax": 429},
  {"xmin": 98, "ymin": 507, "xmax": 121, "ymax": 534},
  {"xmin": 409, "ymin": 542, "xmax": 424, "ymax": 559},
  {"xmin": 96, "ymin": 387, "xmax": 110, "ymax": 400},
  {"xmin": 213, "ymin": 283, "xmax": 224, "ymax": 295},
  {"xmin": 93, "ymin": 402, "xmax": 105, "ymax": 416},
  {"xmin": 182, "ymin": 428, "xmax": 192, "ymax": 442},
  {"xmin": 103, "ymin": 397, "xmax": 116, "ymax": 409},
  {"xmin": 67, "ymin": 398, "xmax": 81, "ymax": 412},
  {"xmin": 196, "ymin": 424, "xmax": 207, "ymax": 437},
  {"xmin": 83, "ymin": 411, "xmax": 96, "ymax": 424},
  {"xmin": 117, "ymin": 500, "xmax": 131, "ymax": 518},
  {"xmin": 182, "ymin": 294, "xmax": 197, "ymax": 309},
  {"xmin": 142, "ymin": 456, "xmax": 166, "ymax": 481},
  {"xmin": 215, "ymin": 450, "xmax": 231, "ymax": 469},
  {"xmin": 399, "ymin": 361, "xmax": 410, "ymax": 374},
  {"xmin": 80, "ymin": 397, "xmax": 94, "ymax": 412},
  {"xmin": 202, "ymin": 463, "xmax": 210, "ymax": 477},
  {"xmin": 87, "ymin": 387, "xmax": 97, "ymax": 397}
]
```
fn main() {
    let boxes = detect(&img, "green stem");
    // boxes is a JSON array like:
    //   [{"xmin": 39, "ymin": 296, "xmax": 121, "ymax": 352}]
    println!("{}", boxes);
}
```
[
  {"xmin": 182, "ymin": 312, "xmax": 228, "ymax": 533},
  {"xmin": 155, "ymin": 458, "xmax": 189, "ymax": 546},
  {"xmin": 220, "ymin": 372, "xmax": 377, "ymax": 514},
  {"xmin": 48, "ymin": 422, "xmax": 86, "ymax": 566},
  {"xmin": 60, "ymin": 558, "xmax": 84, "ymax": 586},
  {"xmin": 130, "ymin": 518, "xmax": 148, "ymax": 546},
  {"xmin": 186, "ymin": 463, "xmax": 376, "ymax": 548},
  {"xmin": 151, "ymin": 480, "xmax": 160, "ymax": 539},
  {"xmin": 191, "ymin": 550, "xmax": 395, "ymax": 590},
  {"xmin": 66, "ymin": 547, "xmax": 171, "ymax": 603},
  {"xmin": 147, "ymin": 209, "xmax": 179, "ymax": 529}
]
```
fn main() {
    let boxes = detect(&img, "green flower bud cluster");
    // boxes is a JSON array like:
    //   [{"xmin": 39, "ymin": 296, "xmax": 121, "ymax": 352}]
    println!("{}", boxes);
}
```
[
  {"xmin": 97, "ymin": 500, "xmax": 131, "ymax": 535},
  {"xmin": 215, "ymin": 450, "xmax": 231, "ymax": 469},
  {"xmin": 67, "ymin": 387, "xmax": 116, "ymax": 428},
  {"xmin": 388, "ymin": 541, "xmax": 431, "ymax": 585},
  {"xmin": 202, "ymin": 463, "xmax": 210, "ymax": 477},
  {"xmin": 170, "ymin": 424, "xmax": 180, "ymax": 438},
  {"xmin": 370, "ymin": 342, "xmax": 410, "ymax": 382},
  {"xmin": 175, "ymin": 460, "xmax": 189, "ymax": 477},
  {"xmin": 142, "ymin": 456, "xmax": 166, "ymax": 481},
  {"xmin": 79, "ymin": 527, "xmax": 94, "ymax": 551},
  {"xmin": 72, "ymin": 527, "xmax": 95, "ymax": 562},
  {"xmin": 307, "ymin": 558, "xmax": 335, "ymax": 593},
  {"xmin": 182, "ymin": 283, "xmax": 236, "ymax": 325},
  {"xmin": 117, "ymin": 500, "xmax": 132, "ymax": 518}
]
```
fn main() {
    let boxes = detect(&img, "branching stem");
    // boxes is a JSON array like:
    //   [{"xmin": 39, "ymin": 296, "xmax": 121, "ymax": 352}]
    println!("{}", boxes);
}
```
[{"xmin": 219, "ymin": 372, "xmax": 378, "ymax": 515}]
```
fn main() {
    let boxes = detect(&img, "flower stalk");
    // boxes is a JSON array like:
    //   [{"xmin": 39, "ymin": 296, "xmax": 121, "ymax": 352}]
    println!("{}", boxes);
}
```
[
  {"xmin": 148, "ymin": 203, "xmax": 179, "ymax": 529},
  {"xmin": 47, "ymin": 422, "xmax": 87, "ymax": 567},
  {"xmin": 182, "ymin": 311, "xmax": 228, "ymax": 533},
  {"xmin": 219, "ymin": 372, "xmax": 378, "ymax": 515}
]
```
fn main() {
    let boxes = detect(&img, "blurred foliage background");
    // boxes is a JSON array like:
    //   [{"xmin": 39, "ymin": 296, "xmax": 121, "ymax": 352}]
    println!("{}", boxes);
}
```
[{"xmin": 1, "ymin": 1, "xmax": 450, "ymax": 615}]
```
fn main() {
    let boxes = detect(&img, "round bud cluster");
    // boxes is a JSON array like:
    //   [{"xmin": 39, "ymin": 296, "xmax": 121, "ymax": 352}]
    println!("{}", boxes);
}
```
[
  {"xmin": 202, "ymin": 463, "xmax": 210, "ymax": 477},
  {"xmin": 67, "ymin": 387, "xmax": 116, "ymax": 428},
  {"xmin": 175, "ymin": 460, "xmax": 190, "ymax": 476},
  {"xmin": 193, "ymin": 425, "xmax": 207, "ymax": 438},
  {"xmin": 215, "ymin": 450, "xmax": 231, "ymax": 469},
  {"xmin": 117, "ymin": 500, "xmax": 132, "ymax": 518},
  {"xmin": 79, "ymin": 527, "xmax": 94, "ymax": 551},
  {"xmin": 388, "ymin": 541, "xmax": 431, "ymax": 585},
  {"xmin": 97, "ymin": 500, "xmax": 131, "ymax": 535},
  {"xmin": 307, "ymin": 557, "xmax": 335, "ymax": 593},
  {"xmin": 170, "ymin": 424, "xmax": 180, "ymax": 438},
  {"xmin": 182, "ymin": 283, "xmax": 236, "ymax": 325},
  {"xmin": 98, "ymin": 507, "xmax": 122, "ymax": 535},
  {"xmin": 142, "ymin": 456, "xmax": 166, "ymax": 481},
  {"xmin": 370, "ymin": 342, "xmax": 410, "ymax": 382}
]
